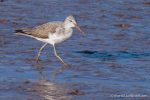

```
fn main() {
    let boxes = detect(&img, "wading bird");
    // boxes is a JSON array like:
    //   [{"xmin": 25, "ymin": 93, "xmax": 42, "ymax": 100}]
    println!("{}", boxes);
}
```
[{"xmin": 15, "ymin": 15, "xmax": 85, "ymax": 66}]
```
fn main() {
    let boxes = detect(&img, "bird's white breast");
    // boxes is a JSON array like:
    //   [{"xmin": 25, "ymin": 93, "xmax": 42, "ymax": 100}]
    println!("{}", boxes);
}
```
[
  {"xmin": 35, "ymin": 27, "xmax": 73, "ymax": 45},
  {"xmin": 47, "ymin": 28, "xmax": 73, "ymax": 45}
]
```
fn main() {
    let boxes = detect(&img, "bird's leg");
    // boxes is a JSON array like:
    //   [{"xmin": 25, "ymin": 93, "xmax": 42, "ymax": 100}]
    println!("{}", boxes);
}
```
[
  {"xmin": 53, "ymin": 44, "xmax": 68, "ymax": 66},
  {"xmin": 36, "ymin": 43, "xmax": 48, "ymax": 63}
]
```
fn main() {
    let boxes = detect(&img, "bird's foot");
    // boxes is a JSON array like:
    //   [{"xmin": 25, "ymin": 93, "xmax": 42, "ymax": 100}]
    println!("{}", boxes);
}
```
[
  {"xmin": 35, "ymin": 58, "xmax": 41, "ymax": 63},
  {"xmin": 63, "ymin": 62, "xmax": 70, "ymax": 67}
]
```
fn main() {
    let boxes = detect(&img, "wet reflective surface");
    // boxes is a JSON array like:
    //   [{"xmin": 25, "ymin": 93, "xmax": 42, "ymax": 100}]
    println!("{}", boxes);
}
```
[{"xmin": 0, "ymin": 0, "xmax": 150, "ymax": 100}]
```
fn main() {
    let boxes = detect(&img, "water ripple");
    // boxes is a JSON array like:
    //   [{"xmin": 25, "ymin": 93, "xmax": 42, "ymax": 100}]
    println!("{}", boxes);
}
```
[{"xmin": 76, "ymin": 50, "xmax": 150, "ymax": 59}]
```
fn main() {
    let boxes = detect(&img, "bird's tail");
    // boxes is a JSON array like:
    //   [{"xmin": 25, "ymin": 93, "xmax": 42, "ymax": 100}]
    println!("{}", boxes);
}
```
[{"xmin": 15, "ymin": 28, "xmax": 32, "ymax": 36}]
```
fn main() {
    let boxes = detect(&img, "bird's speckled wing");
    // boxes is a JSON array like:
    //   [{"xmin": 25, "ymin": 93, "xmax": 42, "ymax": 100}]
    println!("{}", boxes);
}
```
[
  {"xmin": 15, "ymin": 21, "xmax": 63, "ymax": 39},
  {"xmin": 31, "ymin": 21, "xmax": 63, "ymax": 38}
]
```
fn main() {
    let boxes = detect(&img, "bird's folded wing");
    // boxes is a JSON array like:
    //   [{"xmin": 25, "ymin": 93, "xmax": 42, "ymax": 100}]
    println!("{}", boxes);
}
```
[
  {"xmin": 15, "ymin": 21, "xmax": 63, "ymax": 39},
  {"xmin": 32, "ymin": 21, "xmax": 63, "ymax": 38}
]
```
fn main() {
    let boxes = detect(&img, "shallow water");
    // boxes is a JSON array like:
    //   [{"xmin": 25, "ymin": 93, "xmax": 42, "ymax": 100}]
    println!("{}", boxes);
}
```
[{"xmin": 0, "ymin": 0, "xmax": 150, "ymax": 100}]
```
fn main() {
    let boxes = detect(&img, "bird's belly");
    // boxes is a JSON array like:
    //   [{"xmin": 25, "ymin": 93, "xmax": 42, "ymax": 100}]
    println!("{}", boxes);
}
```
[
  {"xmin": 48, "ymin": 32, "xmax": 72, "ymax": 44},
  {"xmin": 36, "ymin": 30, "xmax": 72, "ymax": 45},
  {"xmin": 49, "ymin": 35, "xmax": 68, "ymax": 44},
  {"xmin": 35, "ymin": 36, "xmax": 66, "ymax": 45},
  {"xmin": 51, "ymin": 37, "xmax": 64, "ymax": 43}
]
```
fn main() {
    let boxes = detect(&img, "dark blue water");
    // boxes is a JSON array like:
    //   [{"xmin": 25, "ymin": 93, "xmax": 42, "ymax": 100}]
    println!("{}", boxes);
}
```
[{"xmin": 0, "ymin": 0, "xmax": 150, "ymax": 100}]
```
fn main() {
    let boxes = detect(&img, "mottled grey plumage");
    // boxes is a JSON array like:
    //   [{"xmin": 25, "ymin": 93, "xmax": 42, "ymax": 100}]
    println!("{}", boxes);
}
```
[{"xmin": 15, "ymin": 21, "xmax": 63, "ymax": 39}]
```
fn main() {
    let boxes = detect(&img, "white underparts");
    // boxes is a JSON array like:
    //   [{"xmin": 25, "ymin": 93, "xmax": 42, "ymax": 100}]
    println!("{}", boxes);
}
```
[
  {"xmin": 36, "ymin": 28, "xmax": 73, "ymax": 45},
  {"xmin": 16, "ymin": 27, "xmax": 73, "ymax": 45}
]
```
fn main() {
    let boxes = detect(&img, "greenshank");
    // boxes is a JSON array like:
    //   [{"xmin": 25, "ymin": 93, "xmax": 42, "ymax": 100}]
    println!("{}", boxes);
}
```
[{"xmin": 15, "ymin": 15, "xmax": 85, "ymax": 66}]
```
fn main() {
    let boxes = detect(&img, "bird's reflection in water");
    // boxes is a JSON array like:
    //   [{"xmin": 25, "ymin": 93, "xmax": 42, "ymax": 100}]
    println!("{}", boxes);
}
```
[
  {"xmin": 35, "ymin": 62, "xmax": 69, "ymax": 79},
  {"xmin": 52, "ymin": 65, "xmax": 69, "ymax": 78},
  {"xmin": 30, "ymin": 63, "xmax": 72, "ymax": 99},
  {"xmin": 34, "ymin": 62, "xmax": 47, "ymax": 80},
  {"xmin": 31, "ymin": 63, "xmax": 71, "ymax": 100},
  {"xmin": 25, "ymin": 80, "xmax": 72, "ymax": 100}
]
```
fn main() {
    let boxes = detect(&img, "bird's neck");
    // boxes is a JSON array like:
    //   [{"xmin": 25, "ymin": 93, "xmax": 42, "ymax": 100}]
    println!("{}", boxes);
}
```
[
  {"xmin": 65, "ymin": 29, "xmax": 73, "ymax": 40},
  {"xmin": 64, "ymin": 27, "xmax": 72, "ymax": 34},
  {"xmin": 64, "ymin": 21, "xmax": 74, "ymax": 29},
  {"xmin": 64, "ymin": 24, "xmax": 71, "ymax": 29}
]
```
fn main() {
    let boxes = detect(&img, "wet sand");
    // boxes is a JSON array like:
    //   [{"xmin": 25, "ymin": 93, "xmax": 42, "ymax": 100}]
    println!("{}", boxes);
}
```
[{"xmin": 0, "ymin": 0, "xmax": 150, "ymax": 100}]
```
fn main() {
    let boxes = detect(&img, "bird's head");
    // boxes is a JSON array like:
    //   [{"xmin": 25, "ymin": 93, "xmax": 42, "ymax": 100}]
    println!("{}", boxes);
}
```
[{"xmin": 64, "ymin": 15, "xmax": 85, "ymax": 35}]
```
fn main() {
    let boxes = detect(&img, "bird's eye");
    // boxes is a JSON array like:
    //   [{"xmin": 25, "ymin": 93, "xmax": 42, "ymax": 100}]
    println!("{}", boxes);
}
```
[{"xmin": 70, "ymin": 20, "xmax": 72, "ymax": 22}]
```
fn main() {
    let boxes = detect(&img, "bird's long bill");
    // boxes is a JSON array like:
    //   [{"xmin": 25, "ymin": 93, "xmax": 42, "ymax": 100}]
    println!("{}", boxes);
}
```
[{"xmin": 75, "ymin": 24, "xmax": 85, "ymax": 36}]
